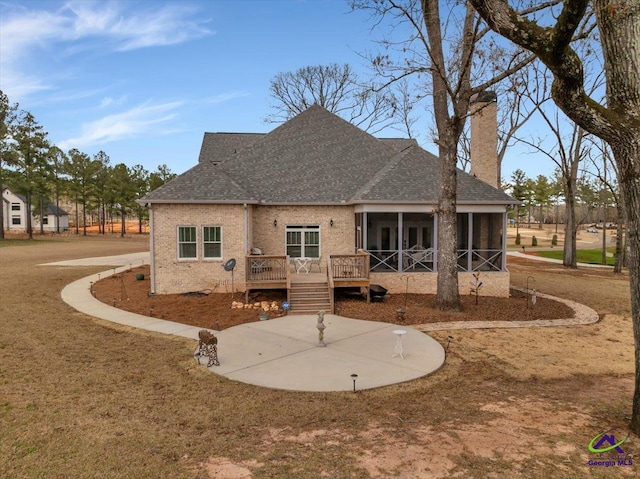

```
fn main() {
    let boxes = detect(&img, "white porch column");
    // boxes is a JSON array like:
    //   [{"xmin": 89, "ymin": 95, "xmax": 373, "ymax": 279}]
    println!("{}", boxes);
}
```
[
  {"xmin": 363, "ymin": 212, "xmax": 368, "ymax": 251},
  {"xmin": 502, "ymin": 211, "xmax": 508, "ymax": 271},
  {"xmin": 467, "ymin": 212, "xmax": 474, "ymax": 271},
  {"xmin": 398, "ymin": 212, "xmax": 404, "ymax": 272}
]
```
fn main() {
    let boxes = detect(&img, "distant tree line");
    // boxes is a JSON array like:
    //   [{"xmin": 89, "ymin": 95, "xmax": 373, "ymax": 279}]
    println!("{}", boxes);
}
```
[{"xmin": 0, "ymin": 90, "xmax": 175, "ymax": 240}]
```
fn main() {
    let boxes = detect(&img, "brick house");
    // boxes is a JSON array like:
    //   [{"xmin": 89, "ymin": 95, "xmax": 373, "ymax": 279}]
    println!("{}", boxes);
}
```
[{"xmin": 141, "ymin": 100, "xmax": 515, "ymax": 312}]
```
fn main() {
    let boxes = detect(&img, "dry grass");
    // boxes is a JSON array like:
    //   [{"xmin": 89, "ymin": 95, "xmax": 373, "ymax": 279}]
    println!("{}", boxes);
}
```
[
  {"xmin": 0, "ymin": 235, "xmax": 636, "ymax": 478},
  {"xmin": 91, "ymin": 265, "xmax": 574, "ymax": 331}
]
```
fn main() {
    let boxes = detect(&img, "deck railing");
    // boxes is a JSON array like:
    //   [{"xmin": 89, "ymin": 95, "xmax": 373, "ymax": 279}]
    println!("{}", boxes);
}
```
[
  {"xmin": 245, "ymin": 255, "xmax": 289, "ymax": 282},
  {"xmin": 457, "ymin": 249, "xmax": 503, "ymax": 272},
  {"xmin": 329, "ymin": 253, "xmax": 370, "ymax": 279}
]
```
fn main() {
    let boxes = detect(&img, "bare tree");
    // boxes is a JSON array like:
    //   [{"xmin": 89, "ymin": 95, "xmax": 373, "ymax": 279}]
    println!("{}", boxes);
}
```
[
  {"xmin": 458, "ymin": 62, "xmax": 543, "ymax": 174},
  {"xmin": 587, "ymin": 138, "xmax": 624, "ymax": 273},
  {"xmin": 266, "ymin": 63, "xmax": 406, "ymax": 134},
  {"xmin": 471, "ymin": 0, "xmax": 640, "ymax": 437},
  {"xmin": 352, "ymin": 0, "xmax": 547, "ymax": 309},
  {"xmin": 513, "ymin": 47, "xmax": 603, "ymax": 267},
  {"xmin": 517, "ymin": 111, "xmax": 589, "ymax": 268}
]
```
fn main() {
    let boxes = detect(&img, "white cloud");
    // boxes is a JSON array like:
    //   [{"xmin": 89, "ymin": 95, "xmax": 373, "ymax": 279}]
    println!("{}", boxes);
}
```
[
  {"xmin": 204, "ymin": 91, "xmax": 251, "ymax": 104},
  {"xmin": 67, "ymin": 1, "xmax": 212, "ymax": 51},
  {"xmin": 57, "ymin": 100, "xmax": 184, "ymax": 151},
  {"xmin": 0, "ymin": 1, "xmax": 212, "ymax": 100},
  {"xmin": 100, "ymin": 97, "xmax": 114, "ymax": 108}
]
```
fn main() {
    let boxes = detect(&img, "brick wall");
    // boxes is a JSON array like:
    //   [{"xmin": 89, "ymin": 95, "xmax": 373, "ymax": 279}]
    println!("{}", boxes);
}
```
[
  {"xmin": 151, "ymin": 202, "xmax": 510, "ymax": 298},
  {"xmin": 370, "ymin": 271, "xmax": 510, "ymax": 297},
  {"xmin": 252, "ymin": 205, "xmax": 355, "ymax": 260},
  {"xmin": 151, "ymin": 203, "xmax": 248, "ymax": 294},
  {"xmin": 469, "ymin": 96, "xmax": 499, "ymax": 188}
]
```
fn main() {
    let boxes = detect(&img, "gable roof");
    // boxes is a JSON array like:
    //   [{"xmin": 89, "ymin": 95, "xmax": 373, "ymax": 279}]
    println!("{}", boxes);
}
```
[
  {"xmin": 43, "ymin": 201, "xmax": 68, "ymax": 216},
  {"xmin": 142, "ymin": 105, "xmax": 514, "ymax": 205}
]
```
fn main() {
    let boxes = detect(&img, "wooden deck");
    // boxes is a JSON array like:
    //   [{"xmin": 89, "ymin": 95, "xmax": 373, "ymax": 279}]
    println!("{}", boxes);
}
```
[{"xmin": 245, "ymin": 254, "xmax": 371, "ymax": 311}]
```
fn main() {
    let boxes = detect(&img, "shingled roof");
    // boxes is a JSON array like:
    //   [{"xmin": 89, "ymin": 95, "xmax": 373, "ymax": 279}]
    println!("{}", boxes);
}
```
[
  {"xmin": 198, "ymin": 132, "xmax": 265, "ymax": 163},
  {"xmin": 142, "ymin": 105, "xmax": 514, "ymax": 205}
]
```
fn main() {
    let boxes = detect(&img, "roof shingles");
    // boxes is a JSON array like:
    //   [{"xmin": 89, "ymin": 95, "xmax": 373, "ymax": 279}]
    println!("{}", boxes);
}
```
[{"xmin": 142, "ymin": 105, "xmax": 514, "ymax": 206}]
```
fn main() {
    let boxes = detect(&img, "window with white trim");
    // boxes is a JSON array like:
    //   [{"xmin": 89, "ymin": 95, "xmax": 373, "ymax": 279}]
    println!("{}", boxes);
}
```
[
  {"xmin": 203, "ymin": 226, "xmax": 222, "ymax": 259},
  {"xmin": 11, "ymin": 203, "xmax": 20, "ymax": 211},
  {"xmin": 12, "ymin": 216, "xmax": 20, "ymax": 225},
  {"xmin": 177, "ymin": 226, "xmax": 197, "ymax": 259},
  {"xmin": 286, "ymin": 225, "xmax": 320, "ymax": 258}
]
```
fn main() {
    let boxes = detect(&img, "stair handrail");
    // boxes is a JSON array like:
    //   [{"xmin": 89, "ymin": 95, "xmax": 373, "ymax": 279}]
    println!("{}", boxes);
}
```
[
  {"xmin": 327, "ymin": 256, "xmax": 335, "ymax": 314},
  {"xmin": 286, "ymin": 255, "xmax": 291, "ymax": 305}
]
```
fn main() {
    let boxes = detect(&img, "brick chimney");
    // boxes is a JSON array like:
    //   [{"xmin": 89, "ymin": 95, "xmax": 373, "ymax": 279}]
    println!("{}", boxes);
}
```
[{"xmin": 469, "ymin": 91, "xmax": 499, "ymax": 188}]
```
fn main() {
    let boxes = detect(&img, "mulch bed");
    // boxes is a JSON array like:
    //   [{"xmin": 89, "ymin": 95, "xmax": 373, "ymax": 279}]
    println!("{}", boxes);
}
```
[{"xmin": 91, "ymin": 265, "xmax": 575, "ymax": 330}]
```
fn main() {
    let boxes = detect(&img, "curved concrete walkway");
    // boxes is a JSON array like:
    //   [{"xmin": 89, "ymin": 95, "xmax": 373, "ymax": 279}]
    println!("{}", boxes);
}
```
[
  {"xmin": 48, "ymin": 254, "xmax": 444, "ymax": 392},
  {"xmin": 47, "ymin": 252, "xmax": 599, "ymax": 391}
]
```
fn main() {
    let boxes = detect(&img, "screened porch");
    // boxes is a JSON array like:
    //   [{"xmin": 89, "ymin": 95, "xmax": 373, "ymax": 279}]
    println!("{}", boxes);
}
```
[{"xmin": 356, "ymin": 211, "xmax": 506, "ymax": 273}]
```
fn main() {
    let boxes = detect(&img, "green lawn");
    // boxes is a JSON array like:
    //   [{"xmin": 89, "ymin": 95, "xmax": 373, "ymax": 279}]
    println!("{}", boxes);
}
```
[{"xmin": 536, "ymin": 248, "xmax": 617, "ymax": 266}]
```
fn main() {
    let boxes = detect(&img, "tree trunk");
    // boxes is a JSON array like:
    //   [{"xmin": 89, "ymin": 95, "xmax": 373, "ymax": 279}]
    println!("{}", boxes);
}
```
[
  {"xmin": 539, "ymin": 204, "xmax": 543, "ymax": 229},
  {"xmin": 602, "ymin": 220, "xmax": 608, "ymax": 265},
  {"xmin": 614, "ymin": 138, "xmax": 640, "ymax": 434},
  {"xmin": 120, "ymin": 208, "xmax": 126, "ymax": 237},
  {"xmin": 39, "ymin": 195, "xmax": 44, "ymax": 234},
  {"xmin": 55, "ymin": 186, "xmax": 60, "ymax": 234},
  {"xmin": 614, "ymin": 210, "xmax": 624, "ymax": 274},
  {"xmin": 594, "ymin": 0, "xmax": 640, "ymax": 434},
  {"xmin": 26, "ymin": 191, "xmax": 33, "ymax": 240},
  {"xmin": 436, "ymin": 131, "xmax": 461, "ymax": 310},
  {"xmin": 82, "ymin": 200, "xmax": 87, "ymax": 236},
  {"xmin": 563, "ymin": 180, "xmax": 578, "ymax": 268},
  {"xmin": 469, "ymin": 0, "xmax": 640, "ymax": 435},
  {"xmin": 101, "ymin": 203, "xmax": 106, "ymax": 235},
  {"xmin": 74, "ymin": 195, "xmax": 79, "ymax": 235}
]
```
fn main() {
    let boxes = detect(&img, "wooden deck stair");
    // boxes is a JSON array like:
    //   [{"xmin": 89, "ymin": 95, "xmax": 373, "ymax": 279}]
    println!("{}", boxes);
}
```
[{"xmin": 288, "ymin": 275, "xmax": 331, "ymax": 314}]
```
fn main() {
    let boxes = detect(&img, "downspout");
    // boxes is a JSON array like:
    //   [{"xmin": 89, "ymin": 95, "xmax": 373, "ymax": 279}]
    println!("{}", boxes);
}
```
[
  {"xmin": 243, "ymin": 203, "xmax": 248, "ymax": 254},
  {"xmin": 149, "ymin": 205, "xmax": 155, "ymax": 295},
  {"xmin": 243, "ymin": 203, "xmax": 248, "ymax": 296}
]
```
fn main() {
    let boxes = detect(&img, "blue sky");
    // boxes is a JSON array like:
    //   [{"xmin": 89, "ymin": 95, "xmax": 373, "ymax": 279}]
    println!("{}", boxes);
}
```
[{"xmin": 0, "ymin": 0, "xmax": 554, "ymax": 182}]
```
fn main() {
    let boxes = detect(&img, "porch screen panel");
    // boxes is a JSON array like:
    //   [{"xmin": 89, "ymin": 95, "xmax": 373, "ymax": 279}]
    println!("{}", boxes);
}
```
[
  {"xmin": 457, "ymin": 213, "xmax": 469, "ymax": 271},
  {"xmin": 472, "ymin": 213, "xmax": 503, "ymax": 271}
]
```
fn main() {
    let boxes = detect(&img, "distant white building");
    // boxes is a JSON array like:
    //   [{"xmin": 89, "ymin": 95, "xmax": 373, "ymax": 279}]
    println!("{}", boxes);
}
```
[{"xmin": 2, "ymin": 186, "xmax": 69, "ymax": 233}]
